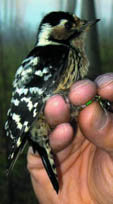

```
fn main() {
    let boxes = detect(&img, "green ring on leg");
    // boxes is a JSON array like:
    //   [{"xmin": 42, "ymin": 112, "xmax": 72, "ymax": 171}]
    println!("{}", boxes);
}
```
[{"xmin": 85, "ymin": 100, "xmax": 93, "ymax": 106}]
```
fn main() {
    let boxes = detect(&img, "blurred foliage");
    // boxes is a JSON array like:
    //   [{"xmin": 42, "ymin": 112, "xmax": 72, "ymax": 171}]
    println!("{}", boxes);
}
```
[
  {"xmin": 0, "ymin": 148, "xmax": 37, "ymax": 204},
  {"xmin": 100, "ymin": 41, "xmax": 113, "ymax": 73}
]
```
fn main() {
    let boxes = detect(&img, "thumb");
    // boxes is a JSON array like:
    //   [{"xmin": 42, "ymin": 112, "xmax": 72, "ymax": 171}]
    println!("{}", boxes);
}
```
[{"xmin": 78, "ymin": 102, "xmax": 113, "ymax": 152}]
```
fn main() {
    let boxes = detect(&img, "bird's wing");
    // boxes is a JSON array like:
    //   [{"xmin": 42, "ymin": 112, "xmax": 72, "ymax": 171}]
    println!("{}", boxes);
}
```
[
  {"xmin": 5, "ymin": 45, "xmax": 69, "ymax": 174},
  {"xmin": 5, "ymin": 54, "xmax": 44, "ymax": 173}
]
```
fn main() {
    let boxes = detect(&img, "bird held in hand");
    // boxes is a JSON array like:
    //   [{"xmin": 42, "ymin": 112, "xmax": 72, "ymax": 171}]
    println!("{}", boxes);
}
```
[{"xmin": 5, "ymin": 11, "xmax": 100, "ymax": 193}]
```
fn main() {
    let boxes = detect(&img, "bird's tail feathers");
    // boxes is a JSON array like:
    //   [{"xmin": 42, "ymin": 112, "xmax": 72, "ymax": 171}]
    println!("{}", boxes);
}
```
[
  {"xmin": 6, "ymin": 137, "xmax": 27, "ymax": 176},
  {"xmin": 29, "ymin": 139, "xmax": 59, "ymax": 194}
]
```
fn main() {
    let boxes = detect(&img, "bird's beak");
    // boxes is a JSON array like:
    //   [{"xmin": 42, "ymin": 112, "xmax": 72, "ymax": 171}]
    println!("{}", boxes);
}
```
[{"xmin": 79, "ymin": 19, "xmax": 100, "ymax": 32}]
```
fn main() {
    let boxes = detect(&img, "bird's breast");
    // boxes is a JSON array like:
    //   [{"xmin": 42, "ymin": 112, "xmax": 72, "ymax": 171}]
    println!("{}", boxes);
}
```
[{"xmin": 54, "ymin": 48, "xmax": 80, "ymax": 94}]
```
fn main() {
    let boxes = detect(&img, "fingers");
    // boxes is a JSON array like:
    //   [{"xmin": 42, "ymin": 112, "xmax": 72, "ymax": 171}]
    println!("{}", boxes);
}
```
[
  {"xmin": 50, "ymin": 123, "xmax": 74, "ymax": 152},
  {"xmin": 44, "ymin": 80, "xmax": 97, "ymax": 152},
  {"xmin": 76, "ymin": 74, "xmax": 113, "ymax": 153},
  {"xmin": 69, "ymin": 79, "xmax": 97, "ymax": 105},
  {"xmin": 44, "ymin": 95, "xmax": 70, "ymax": 126},
  {"xmin": 95, "ymin": 73, "xmax": 113, "ymax": 101},
  {"xmin": 78, "ymin": 102, "xmax": 113, "ymax": 151},
  {"xmin": 44, "ymin": 80, "xmax": 97, "ymax": 153},
  {"xmin": 44, "ymin": 95, "xmax": 74, "ymax": 153},
  {"xmin": 28, "ymin": 74, "xmax": 113, "ymax": 161}
]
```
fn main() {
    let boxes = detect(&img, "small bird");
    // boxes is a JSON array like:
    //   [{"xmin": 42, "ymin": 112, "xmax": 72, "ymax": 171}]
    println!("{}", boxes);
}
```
[{"xmin": 5, "ymin": 11, "xmax": 100, "ymax": 193}]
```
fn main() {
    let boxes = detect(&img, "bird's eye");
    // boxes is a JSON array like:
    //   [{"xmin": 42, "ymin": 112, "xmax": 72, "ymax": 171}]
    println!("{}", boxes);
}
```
[{"xmin": 65, "ymin": 21, "xmax": 73, "ymax": 30}]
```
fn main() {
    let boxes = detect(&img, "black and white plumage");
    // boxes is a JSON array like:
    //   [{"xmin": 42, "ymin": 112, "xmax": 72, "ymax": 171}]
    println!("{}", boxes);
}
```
[{"xmin": 5, "ymin": 11, "xmax": 99, "ymax": 193}]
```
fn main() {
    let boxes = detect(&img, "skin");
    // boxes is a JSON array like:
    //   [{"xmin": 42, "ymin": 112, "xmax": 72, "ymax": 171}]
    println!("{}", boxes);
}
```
[{"xmin": 27, "ymin": 73, "xmax": 113, "ymax": 204}]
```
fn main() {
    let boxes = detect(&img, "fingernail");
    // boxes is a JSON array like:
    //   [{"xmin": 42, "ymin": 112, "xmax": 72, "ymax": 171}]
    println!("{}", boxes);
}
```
[{"xmin": 95, "ymin": 73, "xmax": 113, "ymax": 88}]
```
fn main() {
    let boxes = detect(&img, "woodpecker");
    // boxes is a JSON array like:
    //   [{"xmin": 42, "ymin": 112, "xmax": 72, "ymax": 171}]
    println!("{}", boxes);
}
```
[{"xmin": 5, "ymin": 11, "xmax": 100, "ymax": 193}]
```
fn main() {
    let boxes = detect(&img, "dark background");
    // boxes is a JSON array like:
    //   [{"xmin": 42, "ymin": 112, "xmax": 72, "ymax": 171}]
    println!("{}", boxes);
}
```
[{"xmin": 0, "ymin": 0, "xmax": 113, "ymax": 203}]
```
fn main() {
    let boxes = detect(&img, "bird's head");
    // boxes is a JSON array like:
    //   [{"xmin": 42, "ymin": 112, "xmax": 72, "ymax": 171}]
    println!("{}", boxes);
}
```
[{"xmin": 36, "ymin": 11, "xmax": 100, "ymax": 47}]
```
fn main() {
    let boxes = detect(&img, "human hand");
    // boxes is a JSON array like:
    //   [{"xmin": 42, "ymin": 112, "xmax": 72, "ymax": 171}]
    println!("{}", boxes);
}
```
[{"xmin": 27, "ymin": 73, "xmax": 113, "ymax": 204}]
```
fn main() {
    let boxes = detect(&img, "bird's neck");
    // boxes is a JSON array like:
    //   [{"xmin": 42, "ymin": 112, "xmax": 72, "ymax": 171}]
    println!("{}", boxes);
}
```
[
  {"xmin": 71, "ymin": 38, "xmax": 85, "ymax": 51},
  {"xmin": 70, "ymin": 32, "xmax": 87, "ymax": 52}
]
